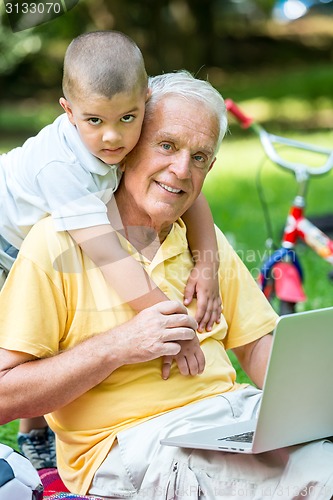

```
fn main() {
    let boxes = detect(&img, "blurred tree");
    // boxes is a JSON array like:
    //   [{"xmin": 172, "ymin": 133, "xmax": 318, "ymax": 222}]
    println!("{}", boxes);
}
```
[
  {"xmin": 0, "ymin": 0, "xmax": 332, "ymax": 103},
  {"xmin": 0, "ymin": 3, "xmax": 41, "ymax": 74}
]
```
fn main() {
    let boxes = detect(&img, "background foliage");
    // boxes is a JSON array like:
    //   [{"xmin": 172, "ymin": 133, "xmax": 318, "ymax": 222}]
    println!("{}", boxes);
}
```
[{"xmin": 0, "ymin": 0, "xmax": 333, "ymax": 102}]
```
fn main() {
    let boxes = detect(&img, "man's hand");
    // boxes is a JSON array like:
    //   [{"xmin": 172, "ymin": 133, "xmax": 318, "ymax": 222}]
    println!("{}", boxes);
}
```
[
  {"xmin": 161, "ymin": 335, "xmax": 205, "ymax": 380},
  {"xmin": 184, "ymin": 262, "xmax": 221, "ymax": 333},
  {"xmin": 113, "ymin": 301, "xmax": 198, "ymax": 365}
]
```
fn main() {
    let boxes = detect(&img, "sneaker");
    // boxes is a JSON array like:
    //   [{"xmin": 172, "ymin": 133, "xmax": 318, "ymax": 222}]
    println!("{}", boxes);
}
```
[{"xmin": 18, "ymin": 427, "xmax": 57, "ymax": 469}]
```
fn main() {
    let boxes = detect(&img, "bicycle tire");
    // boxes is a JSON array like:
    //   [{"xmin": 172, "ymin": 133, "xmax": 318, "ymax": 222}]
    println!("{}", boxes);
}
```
[{"xmin": 279, "ymin": 301, "xmax": 296, "ymax": 315}]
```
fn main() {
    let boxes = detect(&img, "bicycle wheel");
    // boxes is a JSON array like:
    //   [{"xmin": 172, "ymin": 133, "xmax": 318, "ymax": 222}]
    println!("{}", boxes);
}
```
[{"xmin": 279, "ymin": 301, "xmax": 296, "ymax": 315}]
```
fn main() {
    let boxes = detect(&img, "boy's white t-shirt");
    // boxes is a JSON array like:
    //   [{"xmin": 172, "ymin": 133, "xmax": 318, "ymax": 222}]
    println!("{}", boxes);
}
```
[{"xmin": 0, "ymin": 113, "xmax": 122, "ymax": 249}]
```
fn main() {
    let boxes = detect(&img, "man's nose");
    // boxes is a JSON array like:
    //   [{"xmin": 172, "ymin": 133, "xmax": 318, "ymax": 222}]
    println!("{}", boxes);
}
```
[{"xmin": 170, "ymin": 152, "xmax": 191, "ymax": 179}]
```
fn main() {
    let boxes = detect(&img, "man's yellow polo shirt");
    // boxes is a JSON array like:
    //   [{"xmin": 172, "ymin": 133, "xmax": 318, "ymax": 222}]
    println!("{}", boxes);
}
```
[{"xmin": 0, "ymin": 217, "xmax": 278, "ymax": 494}]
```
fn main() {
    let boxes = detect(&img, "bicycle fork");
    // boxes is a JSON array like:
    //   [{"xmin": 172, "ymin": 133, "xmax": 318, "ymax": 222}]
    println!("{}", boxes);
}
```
[
  {"xmin": 258, "ymin": 196, "xmax": 307, "ymax": 309},
  {"xmin": 259, "ymin": 194, "xmax": 333, "ymax": 310},
  {"xmin": 271, "ymin": 200, "xmax": 307, "ymax": 305},
  {"xmin": 258, "ymin": 245, "xmax": 306, "ymax": 305}
]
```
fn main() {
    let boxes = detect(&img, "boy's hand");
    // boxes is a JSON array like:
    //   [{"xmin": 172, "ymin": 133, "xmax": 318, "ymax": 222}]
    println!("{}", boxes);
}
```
[
  {"xmin": 183, "ymin": 263, "xmax": 222, "ymax": 333},
  {"xmin": 161, "ymin": 336, "xmax": 205, "ymax": 380}
]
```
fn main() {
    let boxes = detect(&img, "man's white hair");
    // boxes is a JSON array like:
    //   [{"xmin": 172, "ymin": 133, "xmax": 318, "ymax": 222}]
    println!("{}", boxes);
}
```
[{"xmin": 147, "ymin": 70, "xmax": 227, "ymax": 152}]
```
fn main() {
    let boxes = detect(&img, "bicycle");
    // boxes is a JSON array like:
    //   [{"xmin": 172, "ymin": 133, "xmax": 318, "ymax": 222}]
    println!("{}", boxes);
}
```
[{"xmin": 225, "ymin": 99, "xmax": 333, "ymax": 315}]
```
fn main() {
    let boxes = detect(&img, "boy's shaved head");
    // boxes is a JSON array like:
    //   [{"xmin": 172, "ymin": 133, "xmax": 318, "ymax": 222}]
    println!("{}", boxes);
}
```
[{"xmin": 62, "ymin": 31, "xmax": 147, "ymax": 101}]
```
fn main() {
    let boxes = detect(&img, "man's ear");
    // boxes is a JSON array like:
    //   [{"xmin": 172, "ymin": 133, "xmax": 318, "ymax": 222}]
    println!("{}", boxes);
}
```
[
  {"xmin": 59, "ymin": 97, "xmax": 75, "ymax": 125},
  {"xmin": 208, "ymin": 157, "xmax": 216, "ymax": 172},
  {"xmin": 145, "ymin": 87, "xmax": 152, "ymax": 102}
]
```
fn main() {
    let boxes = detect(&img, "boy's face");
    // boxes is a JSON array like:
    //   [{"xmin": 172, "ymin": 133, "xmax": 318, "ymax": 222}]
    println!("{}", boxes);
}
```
[
  {"xmin": 118, "ymin": 94, "xmax": 218, "ymax": 231},
  {"xmin": 60, "ymin": 86, "xmax": 148, "ymax": 165}
]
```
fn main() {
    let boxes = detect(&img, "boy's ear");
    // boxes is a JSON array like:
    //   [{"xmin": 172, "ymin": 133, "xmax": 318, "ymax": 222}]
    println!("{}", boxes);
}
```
[{"xmin": 59, "ymin": 97, "xmax": 75, "ymax": 125}]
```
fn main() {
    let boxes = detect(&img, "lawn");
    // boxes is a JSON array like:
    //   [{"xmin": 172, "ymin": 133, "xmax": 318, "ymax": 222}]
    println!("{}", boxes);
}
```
[{"xmin": 1, "ymin": 64, "xmax": 333, "ymax": 450}]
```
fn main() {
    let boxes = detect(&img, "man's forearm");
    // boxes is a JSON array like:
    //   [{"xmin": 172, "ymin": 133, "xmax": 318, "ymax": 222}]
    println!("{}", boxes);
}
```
[
  {"xmin": 0, "ymin": 301, "xmax": 197, "ymax": 424},
  {"xmin": 232, "ymin": 334, "xmax": 273, "ymax": 389},
  {"xmin": 0, "ymin": 330, "xmax": 122, "ymax": 424}
]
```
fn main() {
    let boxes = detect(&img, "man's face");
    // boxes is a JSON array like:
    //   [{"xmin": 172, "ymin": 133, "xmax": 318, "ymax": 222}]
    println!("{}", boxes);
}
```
[
  {"xmin": 59, "ymin": 87, "xmax": 148, "ymax": 165},
  {"xmin": 120, "ymin": 95, "xmax": 219, "ymax": 229}
]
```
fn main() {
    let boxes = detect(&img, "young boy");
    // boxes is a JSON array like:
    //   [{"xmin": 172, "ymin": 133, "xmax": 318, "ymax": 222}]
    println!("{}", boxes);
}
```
[{"xmin": 0, "ymin": 31, "xmax": 221, "ymax": 468}]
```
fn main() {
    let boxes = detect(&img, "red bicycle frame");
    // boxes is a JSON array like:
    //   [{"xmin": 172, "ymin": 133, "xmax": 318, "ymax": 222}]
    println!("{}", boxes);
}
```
[
  {"xmin": 271, "ymin": 197, "xmax": 333, "ymax": 305},
  {"xmin": 284, "ymin": 203, "xmax": 333, "ymax": 263}
]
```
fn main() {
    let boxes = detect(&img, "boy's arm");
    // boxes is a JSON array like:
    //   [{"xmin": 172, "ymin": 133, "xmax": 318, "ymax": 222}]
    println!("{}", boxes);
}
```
[
  {"xmin": 69, "ymin": 225, "xmax": 168, "ymax": 311},
  {"xmin": 69, "ymin": 224, "xmax": 204, "ymax": 379},
  {"xmin": 182, "ymin": 192, "xmax": 221, "ymax": 332}
]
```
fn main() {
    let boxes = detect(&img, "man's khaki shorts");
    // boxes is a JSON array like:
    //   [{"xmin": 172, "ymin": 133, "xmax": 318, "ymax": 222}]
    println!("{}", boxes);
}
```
[{"xmin": 90, "ymin": 386, "xmax": 333, "ymax": 499}]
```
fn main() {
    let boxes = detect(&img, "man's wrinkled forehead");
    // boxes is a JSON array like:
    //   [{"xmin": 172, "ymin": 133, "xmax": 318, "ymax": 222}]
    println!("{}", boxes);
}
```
[
  {"xmin": 154, "ymin": 130, "xmax": 216, "ymax": 159},
  {"xmin": 145, "ymin": 95, "xmax": 219, "ymax": 152}
]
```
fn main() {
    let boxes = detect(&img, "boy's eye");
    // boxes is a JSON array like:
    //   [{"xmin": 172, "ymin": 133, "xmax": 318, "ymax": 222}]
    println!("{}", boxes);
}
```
[
  {"xmin": 88, "ymin": 117, "xmax": 102, "ymax": 125},
  {"xmin": 121, "ymin": 114, "xmax": 135, "ymax": 123}
]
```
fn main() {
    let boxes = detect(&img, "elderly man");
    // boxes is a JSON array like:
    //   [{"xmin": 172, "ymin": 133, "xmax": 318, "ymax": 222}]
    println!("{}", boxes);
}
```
[{"xmin": 1, "ymin": 71, "xmax": 333, "ymax": 499}]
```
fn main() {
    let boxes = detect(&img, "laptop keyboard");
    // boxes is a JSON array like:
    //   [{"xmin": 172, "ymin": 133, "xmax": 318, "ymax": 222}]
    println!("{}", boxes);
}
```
[{"xmin": 218, "ymin": 431, "xmax": 254, "ymax": 443}]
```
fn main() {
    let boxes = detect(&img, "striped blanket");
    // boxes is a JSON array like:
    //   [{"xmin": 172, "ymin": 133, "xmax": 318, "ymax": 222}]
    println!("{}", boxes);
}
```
[{"xmin": 38, "ymin": 468, "xmax": 103, "ymax": 500}]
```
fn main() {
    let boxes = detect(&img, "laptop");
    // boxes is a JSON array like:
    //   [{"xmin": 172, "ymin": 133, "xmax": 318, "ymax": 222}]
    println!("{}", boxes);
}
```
[{"xmin": 161, "ymin": 306, "xmax": 333, "ymax": 454}]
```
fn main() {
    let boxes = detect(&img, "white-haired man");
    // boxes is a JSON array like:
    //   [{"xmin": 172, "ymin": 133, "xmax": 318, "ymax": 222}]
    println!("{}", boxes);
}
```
[{"xmin": 1, "ymin": 71, "xmax": 333, "ymax": 498}]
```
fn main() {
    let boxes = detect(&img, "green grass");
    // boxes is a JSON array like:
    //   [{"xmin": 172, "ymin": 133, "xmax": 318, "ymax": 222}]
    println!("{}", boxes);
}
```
[{"xmin": 0, "ymin": 421, "xmax": 19, "ymax": 450}]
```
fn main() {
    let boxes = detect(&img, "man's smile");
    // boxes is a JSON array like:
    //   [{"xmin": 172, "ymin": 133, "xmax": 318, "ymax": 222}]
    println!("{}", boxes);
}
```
[{"xmin": 156, "ymin": 181, "xmax": 183, "ymax": 194}]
